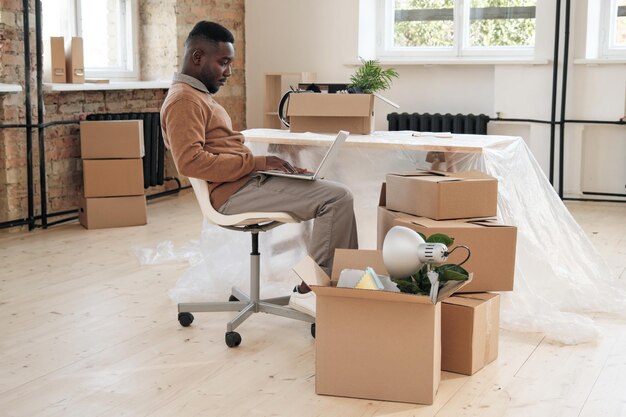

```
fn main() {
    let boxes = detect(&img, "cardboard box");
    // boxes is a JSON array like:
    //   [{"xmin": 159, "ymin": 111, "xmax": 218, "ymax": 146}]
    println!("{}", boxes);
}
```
[
  {"xmin": 293, "ymin": 249, "xmax": 469, "ymax": 404},
  {"xmin": 287, "ymin": 93, "xmax": 374, "ymax": 134},
  {"xmin": 80, "ymin": 120, "xmax": 145, "ymax": 159},
  {"xmin": 82, "ymin": 159, "xmax": 144, "ymax": 198},
  {"xmin": 442, "ymin": 293, "xmax": 500, "ymax": 375},
  {"xmin": 378, "ymin": 182, "xmax": 516, "ymax": 292},
  {"xmin": 377, "ymin": 183, "xmax": 405, "ymax": 249},
  {"xmin": 65, "ymin": 37, "xmax": 85, "ymax": 83},
  {"xmin": 79, "ymin": 196, "xmax": 147, "ymax": 229},
  {"xmin": 48, "ymin": 37, "xmax": 66, "ymax": 83},
  {"xmin": 386, "ymin": 170, "xmax": 498, "ymax": 220},
  {"xmin": 390, "ymin": 217, "xmax": 516, "ymax": 292}
]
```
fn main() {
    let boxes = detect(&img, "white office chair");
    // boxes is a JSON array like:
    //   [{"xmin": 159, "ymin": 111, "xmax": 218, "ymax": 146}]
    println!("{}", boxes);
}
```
[{"xmin": 177, "ymin": 177, "xmax": 315, "ymax": 347}]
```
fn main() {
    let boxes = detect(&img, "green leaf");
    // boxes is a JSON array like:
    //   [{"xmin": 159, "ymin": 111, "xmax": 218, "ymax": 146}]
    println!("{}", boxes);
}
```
[
  {"xmin": 417, "ymin": 231, "xmax": 427, "ymax": 241},
  {"xmin": 426, "ymin": 233, "xmax": 454, "ymax": 246},
  {"xmin": 435, "ymin": 264, "xmax": 469, "ymax": 282},
  {"xmin": 414, "ymin": 267, "xmax": 432, "ymax": 293},
  {"xmin": 392, "ymin": 278, "xmax": 421, "ymax": 294}
]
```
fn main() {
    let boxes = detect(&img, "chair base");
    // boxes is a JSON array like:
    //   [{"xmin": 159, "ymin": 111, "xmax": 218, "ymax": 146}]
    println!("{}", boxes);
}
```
[
  {"xmin": 178, "ymin": 286, "xmax": 315, "ymax": 334},
  {"xmin": 176, "ymin": 229, "xmax": 315, "ymax": 347}
]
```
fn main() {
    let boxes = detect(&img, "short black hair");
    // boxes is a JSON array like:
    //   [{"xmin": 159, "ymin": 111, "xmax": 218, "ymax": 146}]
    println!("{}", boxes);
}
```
[{"xmin": 186, "ymin": 21, "xmax": 234, "ymax": 45}]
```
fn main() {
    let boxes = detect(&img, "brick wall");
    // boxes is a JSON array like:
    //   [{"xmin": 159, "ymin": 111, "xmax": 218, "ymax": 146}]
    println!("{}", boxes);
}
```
[
  {"xmin": 0, "ymin": 0, "xmax": 247, "ymax": 228},
  {"xmin": 175, "ymin": 0, "xmax": 246, "ymax": 128},
  {"xmin": 139, "ymin": 0, "xmax": 177, "ymax": 81}
]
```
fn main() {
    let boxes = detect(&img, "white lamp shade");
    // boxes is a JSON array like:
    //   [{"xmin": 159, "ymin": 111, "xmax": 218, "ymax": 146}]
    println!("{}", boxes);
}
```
[{"xmin": 382, "ymin": 226, "xmax": 426, "ymax": 278}]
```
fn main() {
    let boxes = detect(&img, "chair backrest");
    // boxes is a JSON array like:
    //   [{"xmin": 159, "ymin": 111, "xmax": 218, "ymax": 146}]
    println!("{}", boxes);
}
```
[{"xmin": 188, "ymin": 177, "xmax": 298, "ymax": 227}]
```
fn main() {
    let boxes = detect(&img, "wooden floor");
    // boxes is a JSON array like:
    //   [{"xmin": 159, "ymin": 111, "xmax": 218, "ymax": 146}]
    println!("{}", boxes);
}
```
[{"xmin": 1, "ymin": 192, "xmax": 625, "ymax": 417}]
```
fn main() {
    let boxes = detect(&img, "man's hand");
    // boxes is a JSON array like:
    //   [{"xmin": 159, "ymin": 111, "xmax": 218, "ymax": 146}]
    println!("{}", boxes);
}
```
[{"xmin": 264, "ymin": 156, "xmax": 309, "ymax": 174}]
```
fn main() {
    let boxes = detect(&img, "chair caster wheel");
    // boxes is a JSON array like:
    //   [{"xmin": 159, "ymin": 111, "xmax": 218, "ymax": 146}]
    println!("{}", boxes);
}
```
[
  {"xmin": 228, "ymin": 295, "xmax": 239, "ymax": 302},
  {"xmin": 178, "ymin": 312, "xmax": 194, "ymax": 327},
  {"xmin": 225, "ymin": 331, "xmax": 242, "ymax": 347},
  {"xmin": 311, "ymin": 323, "xmax": 316, "ymax": 338}
]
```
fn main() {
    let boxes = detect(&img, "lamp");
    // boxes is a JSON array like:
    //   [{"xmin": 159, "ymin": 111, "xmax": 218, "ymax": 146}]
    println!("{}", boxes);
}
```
[
  {"xmin": 382, "ymin": 226, "xmax": 450, "ymax": 301},
  {"xmin": 382, "ymin": 226, "xmax": 449, "ymax": 278}
]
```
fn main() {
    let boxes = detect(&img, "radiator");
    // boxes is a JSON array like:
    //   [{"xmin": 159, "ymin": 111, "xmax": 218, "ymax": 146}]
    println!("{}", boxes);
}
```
[
  {"xmin": 85, "ymin": 112, "xmax": 165, "ymax": 188},
  {"xmin": 387, "ymin": 112, "xmax": 490, "ymax": 134}
]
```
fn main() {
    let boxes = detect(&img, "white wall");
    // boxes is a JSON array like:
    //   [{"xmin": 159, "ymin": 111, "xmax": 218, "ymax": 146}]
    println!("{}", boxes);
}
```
[{"xmin": 245, "ymin": 0, "xmax": 626, "ymax": 199}]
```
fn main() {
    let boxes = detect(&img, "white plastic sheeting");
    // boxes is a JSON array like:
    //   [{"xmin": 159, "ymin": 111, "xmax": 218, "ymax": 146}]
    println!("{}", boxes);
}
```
[{"xmin": 145, "ymin": 129, "xmax": 625, "ymax": 345}]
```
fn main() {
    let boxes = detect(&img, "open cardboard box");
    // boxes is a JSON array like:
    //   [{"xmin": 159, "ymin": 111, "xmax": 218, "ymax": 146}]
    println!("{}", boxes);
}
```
[
  {"xmin": 293, "ymin": 249, "xmax": 470, "ymax": 404},
  {"xmin": 287, "ymin": 93, "xmax": 374, "ymax": 134},
  {"xmin": 386, "ymin": 170, "xmax": 497, "ymax": 220}
]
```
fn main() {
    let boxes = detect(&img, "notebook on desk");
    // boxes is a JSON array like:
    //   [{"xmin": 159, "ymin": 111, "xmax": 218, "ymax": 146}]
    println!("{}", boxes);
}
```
[{"xmin": 257, "ymin": 130, "xmax": 349, "ymax": 181}]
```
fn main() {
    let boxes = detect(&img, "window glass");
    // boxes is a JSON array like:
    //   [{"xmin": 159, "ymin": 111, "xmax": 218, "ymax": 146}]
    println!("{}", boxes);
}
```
[
  {"xmin": 614, "ymin": 0, "xmax": 626, "ymax": 47},
  {"xmin": 468, "ymin": 0, "xmax": 536, "ymax": 48},
  {"xmin": 393, "ymin": 0, "xmax": 454, "ymax": 48},
  {"xmin": 79, "ymin": 0, "xmax": 127, "ymax": 70},
  {"xmin": 42, "ymin": 0, "xmax": 74, "ymax": 42}
]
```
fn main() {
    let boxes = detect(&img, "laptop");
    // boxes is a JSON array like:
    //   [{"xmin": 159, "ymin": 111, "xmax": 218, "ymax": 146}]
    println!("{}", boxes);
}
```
[{"xmin": 257, "ymin": 130, "xmax": 349, "ymax": 180}]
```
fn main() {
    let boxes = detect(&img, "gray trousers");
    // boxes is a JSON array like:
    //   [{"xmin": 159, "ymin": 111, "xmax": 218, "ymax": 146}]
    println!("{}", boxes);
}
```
[{"xmin": 218, "ymin": 175, "xmax": 359, "ymax": 275}]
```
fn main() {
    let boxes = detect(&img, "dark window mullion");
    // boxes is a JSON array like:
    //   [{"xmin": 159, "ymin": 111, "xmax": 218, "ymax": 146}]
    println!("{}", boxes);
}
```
[{"xmin": 395, "ymin": 6, "xmax": 536, "ymax": 23}]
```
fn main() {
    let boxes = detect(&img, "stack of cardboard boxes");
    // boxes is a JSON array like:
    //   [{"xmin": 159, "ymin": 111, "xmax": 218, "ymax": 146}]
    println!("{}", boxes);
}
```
[
  {"xmin": 379, "ymin": 170, "xmax": 517, "ymax": 377},
  {"xmin": 293, "ymin": 169, "xmax": 516, "ymax": 405},
  {"xmin": 78, "ymin": 120, "xmax": 148, "ymax": 229}
]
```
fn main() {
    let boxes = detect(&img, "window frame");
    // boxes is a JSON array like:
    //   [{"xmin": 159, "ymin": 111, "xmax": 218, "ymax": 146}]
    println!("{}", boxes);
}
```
[
  {"xmin": 377, "ymin": 0, "xmax": 537, "ymax": 61},
  {"xmin": 43, "ymin": 0, "xmax": 139, "ymax": 80}
]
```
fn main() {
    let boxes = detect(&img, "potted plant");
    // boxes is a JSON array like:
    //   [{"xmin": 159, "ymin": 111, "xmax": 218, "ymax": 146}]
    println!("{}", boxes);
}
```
[{"xmin": 348, "ymin": 58, "xmax": 399, "ymax": 94}]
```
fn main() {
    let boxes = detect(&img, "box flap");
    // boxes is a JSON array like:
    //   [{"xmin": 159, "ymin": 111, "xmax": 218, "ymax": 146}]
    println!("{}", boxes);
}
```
[
  {"xmin": 292, "ymin": 256, "xmax": 331, "ymax": 287},
  {"xmin": 395, "ymin": 217, "xmax": 480, "ymax": 229},
  {"xmin": 452, "ymin": 170, "xmax": 496, "ymax": 181},
  {"xmin": 386, "ymin": 170, "xmax": 466, "ymax": 184},
  {"xmin": 388, "ymin": 171, "xmax": 437, "ymax": 178},
  {"xmin": 331, "ymin": 249, "xmax": 389, "ymax": 281},
  {"xmin": 288, "ymin": 93, "xmax": 373, "ymax": 117},
  {"xmin": 388, "ymin": 170, "xmax": 495, "ymax": 182},
  {"xmin": 378, "ymin": 183, "xmax": 386, "ymax": 207},
  {"xmin": 454, "ymin": 292, "xmax": 499, "ymax": 302},
  {"xmin": 434, "ymin": 272, "xmax": 473, "ymax": 302},
  {"xmin": 312, "ymin": 285, "xmax": 433, "ymax": 304},
  {"xmin": 387, "ymin": 169, "xmax": 448, "ymax": 178},
  {"xmin": 396, "ymin": 216, "xmax": 514, "ymax": 230},
  {"xmin": 442, "ymin": 296, "xmax": 484, "ymax": 308},
  {"xmin": 415, "ymin": 176, "xmax": 464, "ymax": 183},
  {"xmin": 466, "ymin": 218, "xmax": 515, "ymax": 228}
]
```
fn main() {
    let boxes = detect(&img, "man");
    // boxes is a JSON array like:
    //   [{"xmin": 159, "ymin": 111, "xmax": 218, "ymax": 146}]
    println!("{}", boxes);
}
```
[{"xmin": 160, "ymin": 21, "xmax": 358, "ymax": 317}]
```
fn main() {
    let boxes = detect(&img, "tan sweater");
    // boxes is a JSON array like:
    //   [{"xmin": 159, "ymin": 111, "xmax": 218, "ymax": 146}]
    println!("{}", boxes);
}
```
[{"xmin": 161, "ymin": 74, "xmax": 266, "ymax": 209}]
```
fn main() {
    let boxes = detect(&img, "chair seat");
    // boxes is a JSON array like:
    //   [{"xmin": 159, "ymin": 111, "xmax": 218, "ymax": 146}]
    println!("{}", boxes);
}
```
[{"xmin": 188, "ymin": 177, "xmax": 298, "ymax": 227}]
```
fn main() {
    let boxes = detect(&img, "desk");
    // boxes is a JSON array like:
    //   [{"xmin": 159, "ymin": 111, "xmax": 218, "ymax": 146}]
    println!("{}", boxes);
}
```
[
  {"xmin": 244, "ymin": 128, "xmax": 484, "ymax": 153},
  {"xmin": 241, "ymin": 128, "xmax": 623, "ymax": 344}
]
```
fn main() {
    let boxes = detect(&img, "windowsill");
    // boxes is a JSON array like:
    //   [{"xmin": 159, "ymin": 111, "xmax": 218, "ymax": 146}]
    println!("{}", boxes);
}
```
[
  {"xmin": 574, "ymin": 58, "xmax": 626, "ymax": 65},
  {"xmin": 0, "ymin": 83, "xmax": 22, "ymax": 93},
  {"xmin": 345, "ymin": 57, "xmax": 550, "ymax": 66},
  {"xmin": 43, "ymin": 80, "xmax": 171, "ymax": 92}
]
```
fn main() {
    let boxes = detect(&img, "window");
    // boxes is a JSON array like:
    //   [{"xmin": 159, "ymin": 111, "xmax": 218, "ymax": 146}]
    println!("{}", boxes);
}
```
[
  {"xmin": 603, "ymin": 0, "xmax": 626, "ymax": 55},
  {"xmin": 42, "ymin": 0, "xmax": 139, "ymax": 79},
  {"xmin": 378, "ymin": 0, "xmax": 537, "ymax": 59}
]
